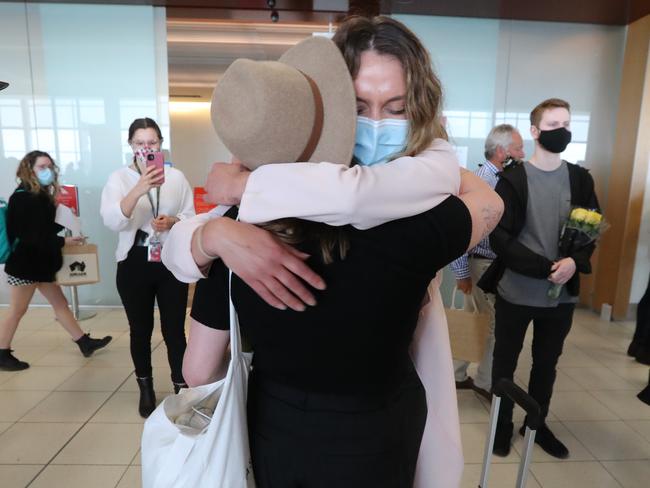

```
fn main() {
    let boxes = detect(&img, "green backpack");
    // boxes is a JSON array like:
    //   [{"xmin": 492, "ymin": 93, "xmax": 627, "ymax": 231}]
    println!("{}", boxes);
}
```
[{"xmin": 0, "ymin": 189, "xmax": 23, "ymax": 264}]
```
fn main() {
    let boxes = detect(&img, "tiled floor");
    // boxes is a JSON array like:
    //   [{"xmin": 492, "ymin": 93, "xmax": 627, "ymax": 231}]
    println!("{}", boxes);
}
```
[{"xmin": 0, "ymin": 307, "xmax": 648, "ymax": 487}]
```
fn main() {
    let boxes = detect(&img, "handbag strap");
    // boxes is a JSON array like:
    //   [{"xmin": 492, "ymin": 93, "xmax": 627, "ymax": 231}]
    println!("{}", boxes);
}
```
[
  {"xmin": 228, "ymin": 270, "xmax": 243, "ymax": 357},
  {"xmin": 450, "ymin": 286, "xmax": 480, "ymax": 313}
]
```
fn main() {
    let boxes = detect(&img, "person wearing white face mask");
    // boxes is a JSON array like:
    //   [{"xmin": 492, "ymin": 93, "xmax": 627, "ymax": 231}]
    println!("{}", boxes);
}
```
[
  {"xmin": 100, "ymin": 118, "xmax": 195, "ymax": 418},
  {"xmin": 0, "ymin": 151, "xmax": 112, "ymax": 371}
]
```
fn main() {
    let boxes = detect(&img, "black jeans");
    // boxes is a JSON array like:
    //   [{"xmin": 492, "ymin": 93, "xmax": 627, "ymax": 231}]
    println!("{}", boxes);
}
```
[
  {"xmin": 492, "ymin": 295, "xmax": 575, "ymax": 424},
  {"xmin": 116, "ymin": 246, "xmax": 188, "ymax": 383},
  {"xmin": 633, "ymin": 274, "xmax": 650, "ymax": 347},
  {"xmin": 247, "ymin": 369, "xmax": 427, "ymax": 488}
]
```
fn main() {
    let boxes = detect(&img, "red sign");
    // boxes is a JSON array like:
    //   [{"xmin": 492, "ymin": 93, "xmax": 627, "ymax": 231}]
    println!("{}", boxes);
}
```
[
  {"xmin": 57, "ymin": 185, "xmax": 79, "ymax": 216},
  {"xmin": 193, "ymin": 187, "xmax": 217, "ymax": 214}
]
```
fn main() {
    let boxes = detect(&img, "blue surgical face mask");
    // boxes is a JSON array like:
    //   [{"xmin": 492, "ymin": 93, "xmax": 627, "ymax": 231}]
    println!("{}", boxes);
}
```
[
  {"xmin": 353, "ymin": 116, "xmax": 410, "ymax": 166},
  {"xmin": 36, "ymin": 167, "xmax": 54, "ymax": 186}
]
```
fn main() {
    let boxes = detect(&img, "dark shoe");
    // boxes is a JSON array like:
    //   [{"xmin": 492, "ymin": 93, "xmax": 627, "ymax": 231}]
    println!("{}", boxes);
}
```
[
  {"xmin": 638, "ymin": 385, "xmax": 650, "ymax": 406},
  {"xmin": 0, "ymin": 349, "xmax": 29, "ymax": 371},
  {"xmin": 137, "ymin": 377, "xmax": 156, "ymax": 418},
  {"xmin": 628, "ymin": 341, "xmax": 640, "ymax": 357},
  {"xmin": 455, "ymin": 377, "xmax": 475, "ymax": 390},
  {"xmin": 635, "ymin": 347, "xmax": 650, "ymax": 366},
  {"xmin": 173, "ymin": 382, "xmax": 188, "ymax": 394},
  {"xmin": 493, "ymin": 421, "xmax": 513, "ymax": 457},
  {"xmin": 520, "ymin": 423, "xmax": 569, "ymax": 459},
  {"xmin": 75, "ymin": 333, "xmax": 112, "ymax": 358},
  {"xmin": 473, "ymin": 385, "xmax": 492, "ymax": 401}
]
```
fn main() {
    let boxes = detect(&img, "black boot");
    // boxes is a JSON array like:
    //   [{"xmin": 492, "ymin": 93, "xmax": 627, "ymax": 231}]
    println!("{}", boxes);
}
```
[
  {"xmin": 0, "ymin": 349, "xmax": 29, "ymax": 371},
  {"xmin": 519, "ymin": 423, "xmax": 569, "ymax": 459},
  {"xmin": 493, "ymin": 421, "xmax": 513, "ymax": 457},
  {"xmin": 75, "ymin": 333, "xmax": 112, "ymax": 358},
  {"xmin": 638, "ymin": 385, "xmax": 650, "ymax": 406},
  {"xmin": 635, "ymin": 346, "xmax": 650, "ymax": 366},
  {"xmin": 173, "ymin": 382, "xmax": 188, "ymax": 394},
  {"xmin": 137, "ymin": 377, "xmax": 156, "ymax": 418},
  {"xmin": 627, "ymin": 340, "xmax": 640, "ymax": 357}
]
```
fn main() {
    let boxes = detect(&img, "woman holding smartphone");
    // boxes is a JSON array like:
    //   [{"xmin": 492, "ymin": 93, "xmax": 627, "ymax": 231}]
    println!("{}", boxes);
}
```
[
  {"xmin": 0, "ymin": 151, "xmax": 111, "ymax": 371},
  {"xmin": 100, "ymin": 117, "xmax": 195, "ymax": 417}
]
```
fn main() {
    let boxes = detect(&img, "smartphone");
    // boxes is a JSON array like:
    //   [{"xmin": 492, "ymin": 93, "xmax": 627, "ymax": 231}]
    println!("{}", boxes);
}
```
[{"xmin": 145, "ymin": 151, "xmax": 165, "ymax": 184}]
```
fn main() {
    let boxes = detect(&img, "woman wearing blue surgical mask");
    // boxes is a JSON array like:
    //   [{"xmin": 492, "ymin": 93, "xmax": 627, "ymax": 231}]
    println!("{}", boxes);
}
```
[
  {"xmin": 165, "ymin": 16, "xmax": 499, "ymax": 488},
  {"xmin": 0, "ymin": 151, "xmax": 112, "ymax": 371}
]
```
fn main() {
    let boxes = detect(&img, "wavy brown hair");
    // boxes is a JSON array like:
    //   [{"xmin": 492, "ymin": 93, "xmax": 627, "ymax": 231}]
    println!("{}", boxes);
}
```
[
  {"xmin": 16, "ymin": 150, "xmax": 59, "ymax": 201},
  {"xmin": 333, "ymin": 15, "xmax": 448, "ymax": 157}
]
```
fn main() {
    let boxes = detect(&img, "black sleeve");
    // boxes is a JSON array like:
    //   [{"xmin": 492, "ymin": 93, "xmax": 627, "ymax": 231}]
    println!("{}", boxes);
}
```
[
  {"xmin": 189, "ymin": 206, "xmax": 240, "ymax": 330},
  {"xmin": 190, "ymin": 258, "xmax": 231, "ymax": 330},
  {"xmin": 7, "ymin": 191, "xmax": 64, "ymax": 249},
  {"xmin": 423, "ymin": 195, "xmax": 472, "ymax": 272},
  {"xmin": 489, "ymin": 178, "xmax": 554, "ymax": 279}
]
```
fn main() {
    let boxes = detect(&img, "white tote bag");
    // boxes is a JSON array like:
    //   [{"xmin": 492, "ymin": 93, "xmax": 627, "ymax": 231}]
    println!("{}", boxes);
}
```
[{"xmin": 141, "ymin": 272, "xmax": 255, "ymax": 488}]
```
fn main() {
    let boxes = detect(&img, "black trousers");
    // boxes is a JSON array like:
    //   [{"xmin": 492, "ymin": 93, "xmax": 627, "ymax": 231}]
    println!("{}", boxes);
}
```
[
  {"xmin": 633, "ymin": 274, "xmax": 650, "ymax": 347},
  {"xmin": 116, "ymin": 246, "xmax": 188, "ymax": 383},
  {"xmin": 492, "ymin": 295, "xmax": 575, "ymax": 424},
  {"xmin": 247, "ymin": 370, "xmax": 427, "ymax": 488}
]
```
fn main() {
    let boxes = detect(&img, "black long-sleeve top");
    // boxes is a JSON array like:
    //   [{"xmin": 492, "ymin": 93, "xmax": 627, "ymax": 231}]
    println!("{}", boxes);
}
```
[{"xmin": 5, "ymin": 186, "xmax": 65, "ymax": 282}]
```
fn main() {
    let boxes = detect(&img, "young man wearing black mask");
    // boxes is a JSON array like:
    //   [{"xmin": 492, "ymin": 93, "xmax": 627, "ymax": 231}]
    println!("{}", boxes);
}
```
[{"xmin": 478, "ymin": 98, "xmax": 600, "ymax": 459}]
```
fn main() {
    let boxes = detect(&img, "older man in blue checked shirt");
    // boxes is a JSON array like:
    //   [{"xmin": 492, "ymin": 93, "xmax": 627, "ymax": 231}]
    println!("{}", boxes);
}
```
[{"xmin": 450, "ymin": 124, "xmax": 525, "ymax": 399}]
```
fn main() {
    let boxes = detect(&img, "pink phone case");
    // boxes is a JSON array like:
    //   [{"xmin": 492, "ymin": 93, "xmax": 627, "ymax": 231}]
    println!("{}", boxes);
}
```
[{"xmin": 145, "ymin": 152, "xmax": 165, "ymax": 183}]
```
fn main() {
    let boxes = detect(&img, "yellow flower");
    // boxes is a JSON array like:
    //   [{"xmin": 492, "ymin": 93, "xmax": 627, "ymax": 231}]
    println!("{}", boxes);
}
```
[
  {"xmin": 585, "ymin": 211, "xmax": 602, "ymax": 226},
  {"xmin": 571, "ymin": 208, "xmax": 589, "ymax": 222}
]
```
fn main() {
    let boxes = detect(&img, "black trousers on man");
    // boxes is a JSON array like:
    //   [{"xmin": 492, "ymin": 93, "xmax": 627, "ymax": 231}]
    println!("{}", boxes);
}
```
[
  {"xmin": 633, "ymin": 274, "xmax": 650, "ymax": 348},
  {"xmin": 116, "ymin": 246, "xmax": 188, "ymax": 384},
  {"xmin": 492, "ymin": 295, "xmax": 575, "ymax": 425}
]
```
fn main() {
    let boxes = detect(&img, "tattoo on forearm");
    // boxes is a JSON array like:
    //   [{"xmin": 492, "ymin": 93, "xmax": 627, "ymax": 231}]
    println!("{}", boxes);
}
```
[{"xmin": 480, "ymin": 204, "xmax": 501, "ymax": 240}]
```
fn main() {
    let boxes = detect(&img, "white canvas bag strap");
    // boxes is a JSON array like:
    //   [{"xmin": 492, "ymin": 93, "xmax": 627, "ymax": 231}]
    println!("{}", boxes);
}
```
[
  {"xmin": 450, "ymin": 286, "xmax": 480, "ymax": 313},
  {"xmin": 153, "ymin": 272, "xmax": 245, "ymax": 487}
]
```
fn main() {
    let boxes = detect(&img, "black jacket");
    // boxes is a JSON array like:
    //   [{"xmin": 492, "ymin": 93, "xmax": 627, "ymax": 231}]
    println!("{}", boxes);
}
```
[
  {"xmin": 478, "ymin": 161, "xmax": 600, "ymax": 297},
  {"xmin": 5, "ymin": 186, "xmax": 65, "ymax": 282}
]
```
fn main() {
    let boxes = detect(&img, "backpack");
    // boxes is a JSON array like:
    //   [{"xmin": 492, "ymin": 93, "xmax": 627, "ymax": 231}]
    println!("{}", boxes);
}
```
[{"xmin": 0, "ymin": 189, "xmax": 23, "ymax": 264}]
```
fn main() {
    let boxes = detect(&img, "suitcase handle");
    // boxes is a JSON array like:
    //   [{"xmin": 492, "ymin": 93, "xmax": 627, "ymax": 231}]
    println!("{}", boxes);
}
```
[{"xmin": 493, "ymin": 378, "xmax": 541, "ymax": 430}]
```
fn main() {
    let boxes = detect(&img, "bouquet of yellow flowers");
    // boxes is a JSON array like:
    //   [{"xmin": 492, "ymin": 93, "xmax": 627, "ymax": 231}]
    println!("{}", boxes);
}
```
[{"xmin": 548, "ymin": 207, "xmax": 606, "ymax": 299}]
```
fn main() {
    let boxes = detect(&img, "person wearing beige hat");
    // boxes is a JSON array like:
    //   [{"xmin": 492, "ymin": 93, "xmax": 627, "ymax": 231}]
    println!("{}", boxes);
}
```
[{"xmin": 163, "ymin": 17, "xmax": 501, "ymax": 488}]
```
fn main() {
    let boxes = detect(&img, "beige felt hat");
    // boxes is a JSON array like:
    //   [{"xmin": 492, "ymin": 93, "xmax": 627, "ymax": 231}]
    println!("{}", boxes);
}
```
[{"xmin": 210, "ymin": 36, "xmax": 356, "ymax": 170}]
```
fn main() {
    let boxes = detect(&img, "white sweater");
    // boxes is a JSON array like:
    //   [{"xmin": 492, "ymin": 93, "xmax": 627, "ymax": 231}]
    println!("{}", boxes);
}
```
[{"xmin": 100, "ymin": 165, "xmax": 195, "ymax": 262}]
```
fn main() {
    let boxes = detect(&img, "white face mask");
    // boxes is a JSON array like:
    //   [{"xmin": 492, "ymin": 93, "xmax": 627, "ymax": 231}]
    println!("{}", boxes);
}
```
[{"xmin": 353, "ymin": 117, "xmax": 410, "ymax": 166}]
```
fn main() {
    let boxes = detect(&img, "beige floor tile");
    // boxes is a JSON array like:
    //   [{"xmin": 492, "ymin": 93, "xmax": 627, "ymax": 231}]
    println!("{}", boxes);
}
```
[
  {"xmin": 561, "ymin": 367, "xmax": 638, "ymax": 390},
  {"xmin": 0, "ymin": 421, "xmax": 13, "ymax": 435},
  {"xmin": 457, "ymin": 390, "xmax": 489, "ymax": 423},
  {"xmin": 511, "ymin": 421, "xmax": 594, "ymax": 463},
  {"xmin": 116, "ymin": 465, "xmax": 142, "ymax": 488},
  {"xmin": 55, "ymin": 366, "xmax": 133, "ymax": 392},
  {"xmin": 625, "ymin": 420, "xmax": 650, "ymax": 443},
  {"xmin": 530, "ymin": 461, "xmax": 622, "ymax": 488},
  {"xmin": 0, "ymin": 366, "xmax": 80, "ymax": 391},
  {"xmin": 12, "ymin": 330, "xmax": 73, "ymax": 347},
  {"xmin": 556, "ymin": 346, "xmax": 604, "ymax": 368},
  {"xmin": 515, "ymin": 368, "xmax": 585, "ymax": 392},
  {"xmin": 4, "ymin": 346, "xmax": 56, "ymax": 364},
  {"xmin": 20, "ymin": 391, "xmax": 111, "ymax": 422},
  {"xmin": 461, "ymin": 463, "xmax": 541, "ymax": 488},
  {"xmin": 591, "ymin": 390, "xmax": 650, "ymax": 420},
  {"xmin": 0, "ymin": 465, "xmax": 43, "ymax": 488},
  {"xmin": 581, "ymin": 346, "xmax": 646, "ymax": 369},
  {"xmin": 29, "ymin": 465, "xmax": 127, "ymax": 488},
  {"xmin": 90, "ymin": 392, "xmax": 145, "ymax": 423},
  {"xmin": 564, "ymin": 421, "xmax": 650, "ymax": 460},
  {"xmin": 33, "ymin": 348, "xmax": 90, "ymax": 367},
  {"xmin": 0, "ymin": 370, "xmax": 18, "ymax": 385},
  {"xmin": 84, "ymin": 346, "xmax": 135, "ymax": 367},
  {"xmin": 550, "ymin": 391, "xmax": 618, "ymax": 421},
  {"xmin": 608, "ymin": 367, "xmax": 650, "ymax": 389},
  {"xmin": 132, "ymin": 449, "xmax": 141, "ymax": 465},
  {"xmin": 52, "ymin": 422, "xmax": 142, "ymax": 465},
  {"xmin": 602, "ymin": 460, "xmax": 650, "ymax": 488},
  {"xmin": 0, "ymin": 390, "xmax": 51, "ymax": 421},
  {"xmin": 0, "ymin": 422, "xmax": 81, "ymax": 464},
  {"xmin": 460, "ymin": 423, "xmax": 521, "ymax": 464}
]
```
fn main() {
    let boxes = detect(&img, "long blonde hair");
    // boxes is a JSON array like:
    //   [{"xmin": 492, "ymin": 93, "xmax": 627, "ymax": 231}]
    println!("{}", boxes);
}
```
[
  {"xmin": 16, "ymin": 150, "xmax": 60, "ymax": 201},
  {"xmin": 333, "ymin": 15, "xmax": 448, "ymax": 157}
]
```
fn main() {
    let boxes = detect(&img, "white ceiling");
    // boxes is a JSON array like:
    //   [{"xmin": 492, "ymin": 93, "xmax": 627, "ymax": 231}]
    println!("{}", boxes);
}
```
[{"xmin": 167, "ymin": 20, "xmax": 333, "ymax": 99}]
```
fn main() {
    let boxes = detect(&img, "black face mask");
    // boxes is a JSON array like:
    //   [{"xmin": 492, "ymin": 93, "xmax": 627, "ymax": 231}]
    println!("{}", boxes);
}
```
[{"xmin": 537, "ymin": 127, "xmax": 572, "ymax": 153}]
